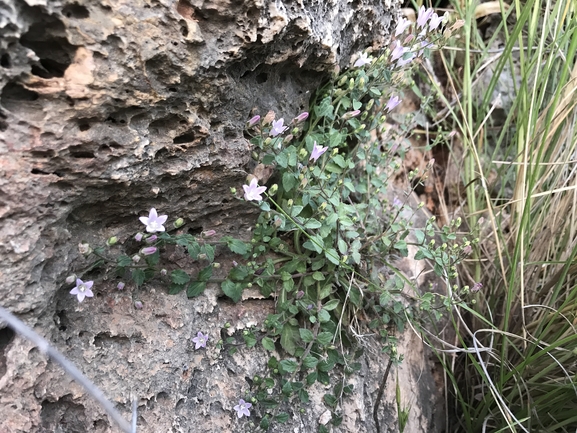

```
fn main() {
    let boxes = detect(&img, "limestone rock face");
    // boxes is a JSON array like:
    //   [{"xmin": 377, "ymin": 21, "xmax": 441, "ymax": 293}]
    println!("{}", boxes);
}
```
[{"xmin": 0, "ymin": 1, "xmax": 445, "ymax": 432}]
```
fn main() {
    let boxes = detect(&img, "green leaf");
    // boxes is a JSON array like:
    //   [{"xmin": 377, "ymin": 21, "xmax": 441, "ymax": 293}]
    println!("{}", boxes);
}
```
[
  {"xmin": 324, "ymin": 162, "xmax": 343, "ymax": 174},
  {"xmin": 276, "ymin": 151, "xmax": 288, "ymax": 168},
  {"xmin": 280, "ymin": 323, "xmax": 299, "ymax": 356},
  {"xmin": 171, "ymin": 269, "xmax": 190, "ymax": 285},
  {"xmin": 227, "ymin": 238, "xmax": 249, "ymax": 255},
  {"xmin": 303, "ymin": 355, "xmax": 318, "ymax": 369},
  {"xmin": 168, "ymin": 283, "xmax": 186, "ymax": 295},
  {"xmin": 200, "ymin": 244, "xmax": 215, "ymax": 262},
  {"xmin": 414, "ymin": 229, "xmax": 426, "ymax": 245},
  {"xmin": 299, "ymin": 328, "xmax": 314, "ymax": 343},
  {"xmin": 187, "ymin": 281, "xmax": 206, "ymax": 298},
  {"xmin": 316, "ymin": 331, "xmax": 333, "ymax": 346},
  {"xmin": 275, "ymin": 413, "xmax": 289, "ymax": 423},
  {"xmin": 311, "ymin": 259, "xmax": 325, "ymax": 271},
  {"xmin": 352, "ymin": 99, "xmax": 362, "ymax": 110},
  {"xmin": 323, "ymin": 299, "xmax": 339, "ymax": 311},
  {"xmin": 325, "ymin": 248, "xmax": 340, "ymax": 265},
  {"xmin": 187, "ymin": 242, "xmax": 200, "ymax": 259},
  {"xmin": 290, "ymin": 205, "xmax": 304, "ymax": 217},
  {"xmin": 198, "ymin": 265, "xmax": 213, "ymax": 281},
  {"xmin": 262, "ymin": 337, "xmax": 276, "ymax": 351},
  {"xmin": 315, "ymin": 96, "xmax": 334, "ymax": 119},
  {"xmin": 132, "ymin": 269, "xmax": 145, "ymax": 287},
  {"xmin": 332, "ymin": 154, "xmax": 347, "ymax": 168},
  {"xmin": 282, "ymin": 172, "xmax": 297, "ymax": 192},
  {"xmin": 280, "ymin": 359, "xmax": 299, "ymax": 373},
  {"xmin": 324, "ymin": 393, "xmax": 338, "ymax": 407},
  {"xmin": 318, "ymin": 309, "xmax": 331, "ymax": 323},
  {"xmin": 369, "ymin": 87, "xmax": 381, "ymax": 96},
  {"xmin": 306, "ymin": 371, "xmax": 318, "ymax": 385},
  {"xmin": 312, "ymin": 271, "xmax": 325, "ymax": 281},
  {"xmin": 298, "ymin": 389, "xmax": 310, "ymax": 403},
  {"xmin": 117, "ymin": 255, "xmax": 132, "ymax": 267},
  {"xmin": 262, "ymin": 154, "xmax": 275, "ymax": 165},
  {"xmin": 303, "ymin": 219, "xmax": 322, "ymax": 229},
  {"xmin": 243, "ymin": 333, "xmax": 257, "ymax": 348},
  {"xmin": 303, "ymin": 234, "xmax": 324, "ymax": 253},
  {"xmin": 221, "ymin": 279, "xmax": 243, "ymax": 303}
]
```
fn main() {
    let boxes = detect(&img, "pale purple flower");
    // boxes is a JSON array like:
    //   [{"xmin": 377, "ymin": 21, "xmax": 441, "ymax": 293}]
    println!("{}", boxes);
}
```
[
  {"xmin": 233, "ymin": 399, "xmax": 252, "ymax": 418},
  {"xmin": 269, "ymin": 118, "xmax": 288, "ymax": 137},
  {"xmin": 139, "ymin": 208, "xmax": 168, "ymax": 233},
  {"xmin": 397, "ymin": 53, "xmax": 416, "ymax": 67},
  {"xmin": 395, "ymin": 17, "xmax": 412, "ymax": 36},
  {"xmin": 134, "ymin": 301, "xmax": 143, "ymax": 309},
  {"xmin": 192, "ymin": 331, "xmax": 208, "ymax": 349},
  {"xmin": 65, "ymin": 274, "xmax": 77, "ymax": 284},
  {"xmin": 417, "ymin": 6, "xmax": 434, "ymax": 28},
  {"xmin": 429, "ymin": 12, "xmax": 444, "ymax": 30},
  {"xmin": 353, "ymin": 52, "xmax": 372, "ymax": 67},
  {"xmin": 117, "ymin": 281, "xmax": 125, "ymax": 290},
  {"xmin": 391, "ymin": 41, "xmax": 406, "ymax": 61},
  {"xmin": 393, "ymin": 197, "xmax": 403, "ymax": 207},
  {"xmin": 160, "ymin": 268, "xmax": 167, "ymax": 276},
  {"xmin": 243, "ymin": 178, "xmax": 267, "ymax": 201},
  {"xmin": 309, "ymin": 141, "xmax": 328, "ymax": 163},
  {"xmin": 294, "ymin": 112, "xmax": 309, "ymax": 123},
  {"xmin": 471, "ymin": 282, "xmax": 483, "ymax": 293},
  {"xmin": 145, "ymin": 235, "xmax": 158, "ymax": 244},
  {"xmin": 247, "ymin": 115, "xmax": 260, "ymax": 126},
  {"xmin": 70, "ymin": 278, "xmax": 94, "ymax": 303},
  {"xmin": 134, "ymin": 232, "xmax": 144, "ymax": 242},
  {"xmin": 141, "ymin": 246, "xmax": 157, "ymax": 255},
  {"xmin": 418, "ymin": 40, "xmax": 435, "ymax": 57},
  {"xmin": 132, "ymin": 254, "xmax": 141, "ymax": 263},
  {"xmin": 385, "ymin": 95, "xmax": 401, "ymax": 112}
]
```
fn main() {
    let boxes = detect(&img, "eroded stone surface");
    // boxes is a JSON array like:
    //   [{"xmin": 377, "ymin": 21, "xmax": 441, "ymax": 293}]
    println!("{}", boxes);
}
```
[{"xmin": 0, "ymin": 1, "xmax": 447, "ymax": 432}]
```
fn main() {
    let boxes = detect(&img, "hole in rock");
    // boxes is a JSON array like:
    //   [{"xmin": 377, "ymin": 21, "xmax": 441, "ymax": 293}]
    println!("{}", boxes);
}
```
[
  {"xmin": 256, "ymin": 72, "xmax": 268, "ymax": 84},
  {"xmin": 0, "ymin": 327, "xmax": 16, "ymax": 379},
  {"xmin": 69, "ymin": 145, "xmax": 95, "ymax": 159},
  {"xmin": 180, "ymin": 25, "xmax": 188, "ymax": 37},
  {"xmin": 173, "ymin": 131, "xmax": 195, "ymax": 144},
  {"xmin": 62, "ymin": 3, "xmax": 90, "ymax": 19},
  {"xmin": 56, "ymin": 310, "xmax": 69, "ymax": 332},
  {"xmin": 1, "ymin": 53, "xmax": 11, "ymax": 68},
  {"xmin": 41, "ymin": 394, "xmax": 86, "ymax": 430},
  {"xmin": 78, "ymin": 123, "xmax": 90, "ymax": 131},
  {"xmin": 21, "ymin": 19, "xmax": 76, "ymax": 78},
  {"xmin": 1, "ymin": 82, "xmax": 39, "ymax": 102},
  {"xmin": 31, "ymin": 168, "xmax": 51, "ymax": 175}
]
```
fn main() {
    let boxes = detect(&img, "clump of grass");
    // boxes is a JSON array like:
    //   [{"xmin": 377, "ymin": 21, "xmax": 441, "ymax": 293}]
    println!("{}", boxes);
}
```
[{"xmin": 422, "ymin": 0, "xmax": 577, "ymax": 431}]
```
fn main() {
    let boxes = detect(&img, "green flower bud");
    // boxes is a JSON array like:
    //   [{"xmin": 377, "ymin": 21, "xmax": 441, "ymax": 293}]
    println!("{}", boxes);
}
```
[
  {"xmin": 174, "ymin": 218, "xmax": 185, "ymax": 228},
  {"xmin": 349, "ymin": 78, "xmax": 355, "ymax": 89},
  {"xmin": 264, "ymin": 137, "xmax": 272, "ymax": 146},
  {"xmin": 366, "ymin": 99, "xmax": 374, "ymax": 110},
  {"xmin": 287, "ymin": 199, "xmax": 293, "ymax": 207},
  {"xmin": 213, "ymin": 262, "xmax": 221, "ymax": 268},
  {"xmin": 360, "ymin": 111, "xmax": 368, "ymax": 121},
  {"xmin": 332, "ymin": 148, "xmax": 339, "ymax": 156},
  {"xmin": 359, "ymin": 77, "xmax": 365, "ymax": 87},
  {"xmin": 106, "ymin": 236, "xmax": 118, "ymax": 246},
  {"xmin": 338, "ymin": 76, "xmax": 348, "ymax": 86},
  {"xmin": 298, "ymin": 148, "xmax": 308, "ymax": 160},
  {"xmin": 230, "ymin": 187, "xmax": 237, "ymax": 194},
  {"xmin": 251, "ymin": 151, "xmax": 259, "ymax": 160},
  {"xmin": 269, "ymin": 184, "xmax": 278, "ymax": 195}
]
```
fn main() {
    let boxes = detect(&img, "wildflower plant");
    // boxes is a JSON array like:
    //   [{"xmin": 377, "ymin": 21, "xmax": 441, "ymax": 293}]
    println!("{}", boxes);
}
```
[{"xmin": 63, "ymin": 11, "xmax": 474, "ymax": 431}]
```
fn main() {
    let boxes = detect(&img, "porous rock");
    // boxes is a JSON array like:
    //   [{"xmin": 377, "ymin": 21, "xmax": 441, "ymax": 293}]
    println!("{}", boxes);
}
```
[{"xmin": 0, "ymin": 0, "xmax": 444, "ymax": 432}]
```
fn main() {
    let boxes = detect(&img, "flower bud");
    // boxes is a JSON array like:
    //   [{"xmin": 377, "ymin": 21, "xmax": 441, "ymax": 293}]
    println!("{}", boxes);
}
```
[
  {"xmin": 273, "ymin": 216, "xmax": 282, "ymax": 228},
  {"xmin": 471, "ymin": 282, "xmax": 483, "ymax": 293},
  {"xmin": 349, "ymin": 78, "xmax": 355, "ymax": 90},
  {"xmin": 213, "ymin": 262, "xmax": 221, "ymax": 268},
  {"xmin": 262, "ymin": 110, "xmax": 275, "ymax": 125},
  {"xmin": 360, "ymin": 111, "xmax": 368, "ymax": 121},
  {"xmin": 198, "ymin": 253, "xmax": 207, "ymax": 260},
  {"xmin": 341, "ymin": 255, "xmax": 348, "ymax": 263},
  {"xmin": 160, "ymin": 268, "xmax": 167, "ymax": 276},
  {"xmin": 462, "ymin": 245, "xmax": 472, "ymax": 255},
  {"xmin": 173, "ymin": 218, "xmax": 185, "ymax": 228},
  {"xmin": 141, "ymin": 246, "xmax": 157, "ymax": 256},
  {"xmin": 132, "ymin": 254, "xmax": 141, "ymax": 263},
  {"xmin": 230, "ymin": 187, "xmax": 237, "ymax": 194},
  {"xmin": 134, "ymin": 301, "xmax": 143, "ymax": 310},
  {"xmin": 202, "ymin": 230, "xmax": 216, "ymax": 238},
  {"xmin": 296, "ymin": 290, "xmax": 304, "ymax": 299},
  {"xmin": 247, "ymin": 115, "xmax": 261, "ymax": 127},
  {"xmin": 145, "ymin": 235, "xmax": 158, "ymax": 244},
  {"xmin": 359, "ymin": 77, "xmax": 365, "ymax": 87},
  {"xmin": 338, "ymin": 76, "xmax": 348, "ymax": 87},
  {"xmin": 106, "ymin": 236, "xmax": 118, "ymax": 246},
  {"xmin": 366, "ymin": 99, "xmax": 374, "ymax": 110},
  {"xmin": 252, "ymin": 151, "xmax": 259, "ymax": 160},
  {"xmin": 283, "ymin": 134, "xmax": 294, "ymax": 144},
  {"xmin": 287, "ymin": 199, "xmax": 293, "ymax": 207},
  {"xmin": 342, "ymin": 110, "xmax": 361, "ymax": 120},
  {"xmin": 65, "ymin": 274, "xmax": 77, "ymax": 284},
  {"xmin": 264, "ymin": 137, "xmax": 272, "ymax": 146},
  {"xmin": 298, "ymin": 148, "xmax": 308, "ymax": 160},
  {"xmin": 135, "ymin": 233, "xmax": 144, "ymax": 242},
  {"xmin": 117, "ymin": 281, "xmax": 125, "ymax": 290},
  {"xmin": 269, "ymin": 184, "xmax": 278, "ymax": 195},
  {"xmin": 294, "ymin": 112, "xmax": 309, "ymax": 123},
  {"xmin": 332, "ymin": 148, "xmax": 339, "ymax": 156},
  {"xmin": 78, "ymin": 242, "xmax": 92, "ymax": 256}
]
